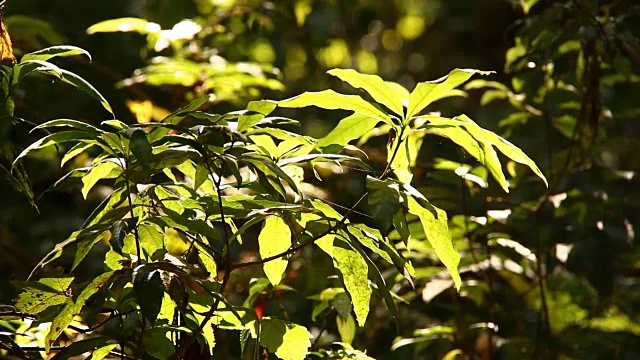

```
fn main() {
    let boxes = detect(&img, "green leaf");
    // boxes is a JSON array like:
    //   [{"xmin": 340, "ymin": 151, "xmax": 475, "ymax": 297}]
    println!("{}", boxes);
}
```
[
  {"xmin": 405, "ymin": 195, "xmax": 461, "ymax": 290},
  {"xmin": 46, "ymin": 272, "xmax": 115, "ymax": 351},
  {"xmin": 87, "ymin": 17, "xmax": 159, "ymax": 35},
  {"xmin": 21, "ymin": 45, "xmax": 91, "ymax": 62},
  {"xmin": 109, "ymin": 220, "xmax": 129, "ymax": 256},
  {"xmin": 247, "ymin": 99, "xmax": 278, "ymax": 115},
  {"xmin": 13, "ymin": 130, "xmax": 96, "ymax": 165},
  {"xmin": 259, "ymin": 216, "xmax": 292, "ymax": 285},
  {"xmin": 81, "ymin": 160, "xmax": 122, "ymax": 199},
  {"xmin": 317, "ymin": 113, "xmax": 380, "ymax": 148},
  {"xmin": 129, "ymin": 129, "xmax": 152, "ymax": 174},
  {"xmin": 407, "ymin": 69, "xmax": 491, "ymax": 118},
  {"xmin": 349, "ymin": 224, "xmax": 415, "ymax": 282},
  {"xmin": 15, "ymin": 277, "xmax": 74, "ymax": 315},
  {"xmin": 19, "ymin": 60, "xmax": 113, "ymax": 115},
  {"xmin": 251, "ymin": 318, "xmax": 313, "ymax": 360},
  {"xmin": 328, "ymin": 68, "xmax": 405, "ymax": 116},
  {"xmin": 278, "ymin": 90, "xmax": 392, "ymax": 125},
  {"xmin": 251, "ymin": 134, "xmax": 279, "ymax": 157},
  {"xmin": 455, "ymin": 114, "xmax": 548, "ymax": 186},
  {"xmin": 49, "ymin": 336, "xmax": 111, "ymax": 360},
  {"xmin": 33, "ymin": 118, "xmax": 104, "ymax": 136},
  {"xmin": 238, "ymin": 100, "xmax": 278, "ymax": 132},
  {"xmin": 87, "ymin": 344, "xmax": 117, "ymax": 360},
  {"xmin": 71, "ymin": 229, "xmax": 108, "ymax": 271},
  {"xmin": 133, "ymin": 265, "xmax": 165, "ymax": 323},
  {"xmin": 346, "ymin": 232, "xmax": 399, "ymax": 319},
  {"xmin": 366, "ymin": 176, "xmax": 402, "ymax": 233},
  {"xmin": 138, "ymin": 223, "xmax": 165, "ymax": 260},
  {"xmin": 332, "ymin": 239, "xmax": 371, "ymax": 326},
  {"xmin": 142, "ymin": 327, "xmax": 176, "ymax": 359},
  {"xmin": 61, "ymin": 142, "xmax": 96, "ymax": 167},
  {"xmin": 388, "ymin": 135, "xmax": 413, "ymax": 184},
  {"xmin": 392, "ymin": 210, "xmax": 411, "ymax": 246},
  {"xmin": 101, "ymin": 119, "xmax": 129, "ymax": 130},
  {"xmin": 336, "ymin": 314, "xmax": 356, "ymax": 344},
  {"xmin": 149, "ymin": 96, "xmax": 208, "ymax": 142},
  {"xmin": 421, "ymin": 118, "xmax": 508, "ymax": 192}
]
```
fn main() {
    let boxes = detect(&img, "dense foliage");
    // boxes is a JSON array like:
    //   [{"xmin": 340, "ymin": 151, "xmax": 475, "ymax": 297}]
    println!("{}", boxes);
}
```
[{"xmin": 1, "ymin": 1, "xmax": 639, "ymax": 359}]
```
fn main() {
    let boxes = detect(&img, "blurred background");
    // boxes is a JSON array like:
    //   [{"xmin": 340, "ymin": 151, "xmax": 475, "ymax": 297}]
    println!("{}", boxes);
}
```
[{"xmin": 2, "ymin": 0, "xmax": 640, "ymax": 358}]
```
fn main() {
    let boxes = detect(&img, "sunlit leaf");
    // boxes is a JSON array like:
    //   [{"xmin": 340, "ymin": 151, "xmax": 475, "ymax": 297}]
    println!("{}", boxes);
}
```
[
  {"xmin": 250, "ymin": 317, "xmax": 313, "ymax": 360},
  {"xmin": 13, "ymin": 130, "xmax": 96, "ymax": 165},
  {"xmin": 405, "ymin": 195, "xmax": 461, "ymax": 290},
  {"xmin": 48, "ymin": 336, "xmax": 111, "ymax": 360},
  {"xmin": 259, "ymin": 216, "xmax": 292, "ymax": 285},
  {"xmin": 15, "ymin": 277, "xmax": 74, "ymax": 315},
  {"xmin": 81, "ymin": 160, "xmax": 122, "ymax": 199},
  {"xmin": 87, "ymin": 18, "xmax": 159, "ymax": 35},
  {"xmin": 138, "ymin": 223, "xmax": 164, "ymax": 260},
  {"xmin": 278, "ymin": 90, "xmax": 392, "ymax": 125},
  {"xmin": 317, "ymin": 113, "xmax": 379, "ymax": 148},
  {"xmin": 328, "ymin": 68, "xmax": 405, "ymax": 116},
  {"xmin": 455, "ymin": 114, "xmax": 547, "ymax": 186},
  {"xmin": 420, "ymin": 116, "xmax": 508, "ymax": 191},
  {"xmin": 21, "ymin": 45, "xmax": 91, "ymax": 62},
  {"xmin": 46, "ymin": 272, "xmax": 115, "ymax": 351},
  {"xmin": 33, "ymin": 118, "xmax": 104, "ymax": 136},
  {"xmin": 18, "ymin": 60, "xmax": 113, "ymax": 114},
  {"xmin": 333, "ymin": 239, "xmax": 371, "ymax": 326},
  {"xmin": 389, "ymin": 135, "xmax": 413, "ymax": 184},
  {"xmin": 407, "ymin": 69, "xmax": 491, "ymax": 118},
  {"xmin": 336, "ymin": 314, "xmax": 356, "ymax": 344}
]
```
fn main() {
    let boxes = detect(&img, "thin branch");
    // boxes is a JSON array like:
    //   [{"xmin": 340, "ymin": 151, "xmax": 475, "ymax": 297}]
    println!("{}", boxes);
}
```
[{"xmin": 231, "ymin": 192, "xmax": 368, "ymax": 270}]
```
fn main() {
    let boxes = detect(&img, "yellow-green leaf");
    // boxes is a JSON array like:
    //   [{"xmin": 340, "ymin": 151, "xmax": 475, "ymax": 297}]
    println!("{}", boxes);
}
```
[
  {"xmin": 406, "ymin": 195, "xmax": 461, "ymax": 290},
  {"xmin": 87, "ymin": 18, "xmax": 159, "ymax": 35},
  {"xmin": 408, "ymin": 69, "xmax": 491, "ymax": 118},
  {"xmin": 81, "ymin": 161, "xmax": 122, "ymax": 199},
  {"xmin": 328, "ymin": 68, "xmax": 405, "ymax": 116},
  {"xmin": 455, "ymin": 114, "xmax": 548, "ymax": 186},
  {"xmin": 317, "ymin": 113, "xmax": 379, "ymax": 148},
  {"xmin": 250, "ymin": 318, "xmax": 313, "ymax": 360},
  {"xmin": 259, "ymin": 216, "xmax": 292, "ymax": 285},
  {"xmin": 333, "ymin": 240, "xmax": 371, "ymax": 326},
  {"xmin": 421, "ymin": 117, "xmax": 509, "ymax": 192},
  {"xmin": 278, "ymin": 90, "xmax": 392, "ymax": 125},
  {"xmin": 46, "ymin": 272, "xmax": 115, "ymax": 351}
]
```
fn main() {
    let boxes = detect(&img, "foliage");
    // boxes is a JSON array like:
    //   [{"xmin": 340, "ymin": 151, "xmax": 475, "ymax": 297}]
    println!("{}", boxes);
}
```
[{"xmin": 1, "ymin": 0, "xmax": 639, "ymax": 359}]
